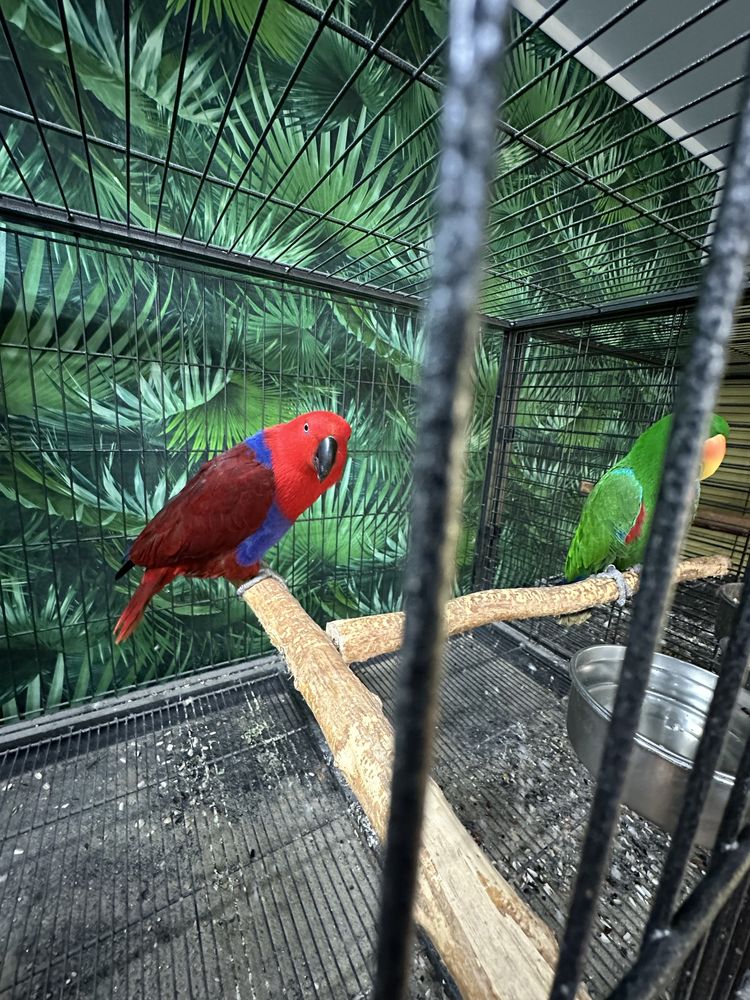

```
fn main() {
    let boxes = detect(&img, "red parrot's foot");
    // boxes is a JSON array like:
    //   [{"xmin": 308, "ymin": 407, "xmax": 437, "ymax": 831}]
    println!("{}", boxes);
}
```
[{"xmin": 236, "ymin": 564, "xmax": 288, "ymax": 598}]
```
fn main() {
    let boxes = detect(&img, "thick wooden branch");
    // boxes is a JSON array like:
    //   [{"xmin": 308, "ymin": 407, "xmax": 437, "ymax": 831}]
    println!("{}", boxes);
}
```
[
  {"xmin": 240, "ymin": 580, "xmax": 590, "ymax": 1000},
  {"xmin": 326, "ymin": 555, "xmax": 731, "ymax": 665}
]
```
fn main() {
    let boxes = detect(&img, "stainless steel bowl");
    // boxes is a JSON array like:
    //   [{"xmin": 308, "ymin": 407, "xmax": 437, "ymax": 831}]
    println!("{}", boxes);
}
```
[{"xmin": 567, "ymin": 645, "xmax": 750, "ymax": 848}]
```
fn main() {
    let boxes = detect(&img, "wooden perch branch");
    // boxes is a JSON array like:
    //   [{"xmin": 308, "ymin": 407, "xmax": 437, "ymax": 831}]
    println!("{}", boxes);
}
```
[
  {"xmin": 326, "ymin": 555, "xmax": 731, "ymax": 665},
  {"xmin": 240, "ymin": 580, "xmax": 589, "ymax": 1000}
]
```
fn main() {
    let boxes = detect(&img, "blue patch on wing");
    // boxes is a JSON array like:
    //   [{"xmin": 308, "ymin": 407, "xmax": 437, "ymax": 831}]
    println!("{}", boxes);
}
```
[
  {"xmin": 235, "ymin": 502, "xmax": 292, "ymax": 567},
  {"xmin": 245, "ymin": 429, "xmax": 272, "ymax": 468}
]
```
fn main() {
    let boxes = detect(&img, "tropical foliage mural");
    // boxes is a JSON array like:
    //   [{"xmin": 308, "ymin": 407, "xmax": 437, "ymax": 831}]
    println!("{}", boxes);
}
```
[{"xmin": 0, "ymin": 0, "xmax": 714, "ymax": 719}]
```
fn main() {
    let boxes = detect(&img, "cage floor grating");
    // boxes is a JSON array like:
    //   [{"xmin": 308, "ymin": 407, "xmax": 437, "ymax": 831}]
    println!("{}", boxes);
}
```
[
  {"xmin": 0, "ymin": 669, "xmax": 449, "ymax": 1000},
  {"xmin": 354, "ymin": 626, "xmax": 709, "ymax": 1000},
  {"xmin": 0, "ymin": 623, "xmax": 711, "ymax": 1000}
]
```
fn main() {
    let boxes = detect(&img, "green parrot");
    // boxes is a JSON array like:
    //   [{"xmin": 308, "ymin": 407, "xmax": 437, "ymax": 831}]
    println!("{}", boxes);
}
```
[{"xmin": 564, "ymin": 412, "xmax": 730, "ymax": 604}]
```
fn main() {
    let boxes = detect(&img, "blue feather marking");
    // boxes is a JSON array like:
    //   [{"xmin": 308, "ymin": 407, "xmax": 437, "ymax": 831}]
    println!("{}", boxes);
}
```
[
  {"xmin": 235, "ymin": 501, "xmax": 292, "ymax": 567},
  {"xmin": 235, "ymin": 430, "xmax": 290, "ymax": 566},
  {"xmin": 245, "ymin": 429, "xmax": 272, "ymax": 468}
]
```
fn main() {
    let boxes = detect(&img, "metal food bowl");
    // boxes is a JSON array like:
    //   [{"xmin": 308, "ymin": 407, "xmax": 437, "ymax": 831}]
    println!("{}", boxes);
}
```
[{"xmin": 567, "ymin": 645, "xmax": 750, "ymax": 848}]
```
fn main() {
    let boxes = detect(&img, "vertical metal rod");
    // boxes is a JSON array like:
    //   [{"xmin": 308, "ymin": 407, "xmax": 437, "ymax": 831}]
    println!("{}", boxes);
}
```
[
  {"xmin": 179, "ymin": 0, "xmax": 270, "ymax": 240},
  {"xmin": 549, "ymin": 62, "xmax": 750, "ymax": 1000},
  {"xmin": 372, "ymin": 1, "xmax": 511, "ymax": 997},
  {"xmin": 203, "ymin": 0, "xmax": 339, "ymax": 248},
  {"xmin": 55, "ymin": 0, "xmax": 101, "ymax": 220},
  {"xmin": 124, "ymin": 0, "xmax": 131, "ymax": 228},
  {"xmin": 344, "ymin": 31, "xmax": 741, "ymax": 291},
  {"xmin": 154, "ymin": 0, "xmax": 197, "ymax": 234},
  {"xmin": 0, "ymin": 9, "xmax": 71, "ymax": 215},
  {"xmin": 472, "ymin": 328, "xmax": 528, "ymax": 589},
  {"xmin": 271, "ymin": 40, "xmax": 446, "ymax": 268},
  {"xmin": 685, "ymin": 877, "xmax": 750, "ymax": 1000},
  {"xmin": 0, "ymin": 126, "xmax": 36, "ymax": 203},
  {"xmin": 230, "ymin": 0, "xmax": 417, "ymax": 256},
  {"xmin": 682, "ymin": 595, "xmax": 750, "ymax": 1000},
  {"xmin": 608, "ymin": 832, "xmax": 750, "ymax": 1000}
]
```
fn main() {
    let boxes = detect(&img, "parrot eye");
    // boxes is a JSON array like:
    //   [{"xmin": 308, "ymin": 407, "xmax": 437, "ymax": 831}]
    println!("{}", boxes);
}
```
[{"xmin": 303, "ymin": 423, "xmax": 309, "ymax": 433}]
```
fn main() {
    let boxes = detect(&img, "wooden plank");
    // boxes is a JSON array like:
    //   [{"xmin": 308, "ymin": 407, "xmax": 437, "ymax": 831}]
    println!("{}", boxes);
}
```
[
  {"xmin": 326, "ymin": 555, "xmax": 731, "ymax": 666},
  {"xmin": 692, "ymin": 508, "xmax": 750, "ymax": 536},
  {"xmin": 240, "ymin": 580, "xmax": 590, "ymax": 1000}
]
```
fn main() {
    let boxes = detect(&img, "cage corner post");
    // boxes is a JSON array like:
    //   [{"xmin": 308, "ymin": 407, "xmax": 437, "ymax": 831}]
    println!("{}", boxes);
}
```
[{"xmin": 472, "ymin": 326, "xmax": 529, "ymax": 592}]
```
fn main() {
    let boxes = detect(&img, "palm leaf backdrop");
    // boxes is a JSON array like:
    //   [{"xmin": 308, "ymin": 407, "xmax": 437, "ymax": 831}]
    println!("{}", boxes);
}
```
[{"xmin": 0, "ymin": 0, "xmax": 713, "ymax": 719}]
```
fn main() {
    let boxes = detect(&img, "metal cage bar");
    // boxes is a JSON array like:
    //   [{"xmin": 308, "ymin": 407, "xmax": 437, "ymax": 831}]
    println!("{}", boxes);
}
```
[
  {"xmin": 203, "ymin": 0, "xmax": 341, "ymax": 248},
  {"xmin": 372, "ymin": 0, "xmax": 511, "ymax": 996}
]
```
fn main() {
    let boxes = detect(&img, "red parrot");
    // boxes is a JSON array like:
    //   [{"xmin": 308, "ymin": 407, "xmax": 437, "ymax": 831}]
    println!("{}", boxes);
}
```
[{"xmin": 113, "ymin": 411, "xmax": 351, "ymax": 643}]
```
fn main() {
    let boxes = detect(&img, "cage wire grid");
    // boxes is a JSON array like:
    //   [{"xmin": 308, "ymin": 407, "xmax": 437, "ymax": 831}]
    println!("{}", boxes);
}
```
[
  {"xmin": 0, "ymin": 1, "xmax": 750, "ymax": 1000},
  {"xmin": 2, "ymin": 222, "xmax": 474, "ymax": 717},
  {"xmin": 0, "ymin": 0, "xmax": 745, "ymax": 321},
  {"xmin": 0, "ymin": 661, "xmax": 452, "ymax": 1000}
]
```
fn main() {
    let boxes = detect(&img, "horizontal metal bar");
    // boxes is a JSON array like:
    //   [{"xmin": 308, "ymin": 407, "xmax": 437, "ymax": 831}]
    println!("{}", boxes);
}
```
[
  {"xmin": 0, "ymin": 195, "xmax": 428, "ymax": 313},
  {"xmin": 508, "ymin": 289, "xmax": 703, "ymax": 331},
  {"xmin": 0, "ymin": 655, "xmax": 282, "ymax": 753}
]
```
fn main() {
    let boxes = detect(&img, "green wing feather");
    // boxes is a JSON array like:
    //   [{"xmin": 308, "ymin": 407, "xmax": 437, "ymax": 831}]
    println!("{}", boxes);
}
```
[{"xmin": 565, "ymin": 468, "xmax": 643, "ymax": 581}]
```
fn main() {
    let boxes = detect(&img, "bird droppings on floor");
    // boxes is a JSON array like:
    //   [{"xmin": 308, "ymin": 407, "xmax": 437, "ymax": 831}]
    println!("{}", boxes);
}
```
[
  {"xmin": 0, "ymin": 621, "xmax": 715, "ymax": 999},
  {"xmin": 0, "ymin": 671, "xmax": 450, "ymax": 1000}
]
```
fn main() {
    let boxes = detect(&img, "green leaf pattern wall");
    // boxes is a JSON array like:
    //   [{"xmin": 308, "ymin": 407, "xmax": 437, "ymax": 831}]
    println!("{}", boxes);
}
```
[{"xmin": 0, "ymin": 1, "xmax": 712, "ymax": 718}]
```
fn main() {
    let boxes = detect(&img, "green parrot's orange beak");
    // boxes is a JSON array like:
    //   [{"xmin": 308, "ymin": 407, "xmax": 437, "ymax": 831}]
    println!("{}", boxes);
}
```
[{"xmin": 701, "ymin": 433, "xmax": 727, "ymax": 480}]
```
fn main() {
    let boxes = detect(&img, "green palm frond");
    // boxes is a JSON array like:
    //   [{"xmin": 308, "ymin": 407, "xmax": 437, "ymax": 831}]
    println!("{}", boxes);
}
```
[
  {"xmin": 210, "ymin": 68, "xmax": 427, "ymax": 265},
  {"xmin": 503, "ymin": 42, "xmax": 619, "ymax": 163},
  {"xmin": 0, "ymin": 578, "xmax": 97, "ymax": 715},
  {"xmin": 168, "ymin": 0, "xmax": 309, "ymax": 62}
]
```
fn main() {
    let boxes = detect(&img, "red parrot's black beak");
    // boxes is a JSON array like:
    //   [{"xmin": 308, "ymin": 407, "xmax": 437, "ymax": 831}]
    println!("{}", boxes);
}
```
[{"xmin": 313, "ymin": 436, "xmax": 337, "ymax": 482}]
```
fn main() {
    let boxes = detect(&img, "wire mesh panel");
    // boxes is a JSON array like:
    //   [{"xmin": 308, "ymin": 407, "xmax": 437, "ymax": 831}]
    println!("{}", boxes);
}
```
[
  {"xmin": 0, "ymin": 662, "xmax": 451, "ymax": 1000},
  {"xmin": 354, "ymin": 626, "xmax": 710, "ymax": 1000},
  {"xmin": 0, "ymin": 225, "xmax": 500, "ymax": 722},
  {"xmin": 474, "ymin": 309, "xmax": 686, "ymax": 589},
  {"xmin": 0, "ymin": 1, "xmax": 740, "ymax": 322},
  {"xmin": 473, "ymin": 305, "xmax": 750, "ymax": 667}
]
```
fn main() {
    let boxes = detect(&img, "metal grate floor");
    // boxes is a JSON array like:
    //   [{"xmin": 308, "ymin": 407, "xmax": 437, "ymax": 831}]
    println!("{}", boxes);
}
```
[
  {"xmin": 0, "ymin": 667, "xmax": 449, "ymax": 1000},
  {"xmin": 353, "ymin": 626, "xmax": 709, "ymax": 1000},
  {"xmin": 0, "ymin": 619, "xmax": 713, "ymax": 1000}
]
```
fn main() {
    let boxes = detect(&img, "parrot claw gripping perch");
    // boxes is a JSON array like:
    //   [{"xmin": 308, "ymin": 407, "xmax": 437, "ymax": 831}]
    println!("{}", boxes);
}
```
[
  {"xmin": 236, "ymin": 564, "xmax": 289, "ymax": 597},
  {"xmin": 596, "ymin": 564, "xmax": 639, "ymax": 607}
]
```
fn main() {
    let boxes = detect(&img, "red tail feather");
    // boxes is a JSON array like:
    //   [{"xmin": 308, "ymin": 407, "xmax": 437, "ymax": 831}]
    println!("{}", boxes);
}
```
[{"xmin": 114, "ymin": 567, "xmax": 177, "ymax": 644}]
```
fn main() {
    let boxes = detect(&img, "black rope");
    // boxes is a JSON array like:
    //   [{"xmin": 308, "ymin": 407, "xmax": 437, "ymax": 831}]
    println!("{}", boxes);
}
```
[{"xmin": 371, "ymin": 1, "xmax": 511, "ymax": 997}]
